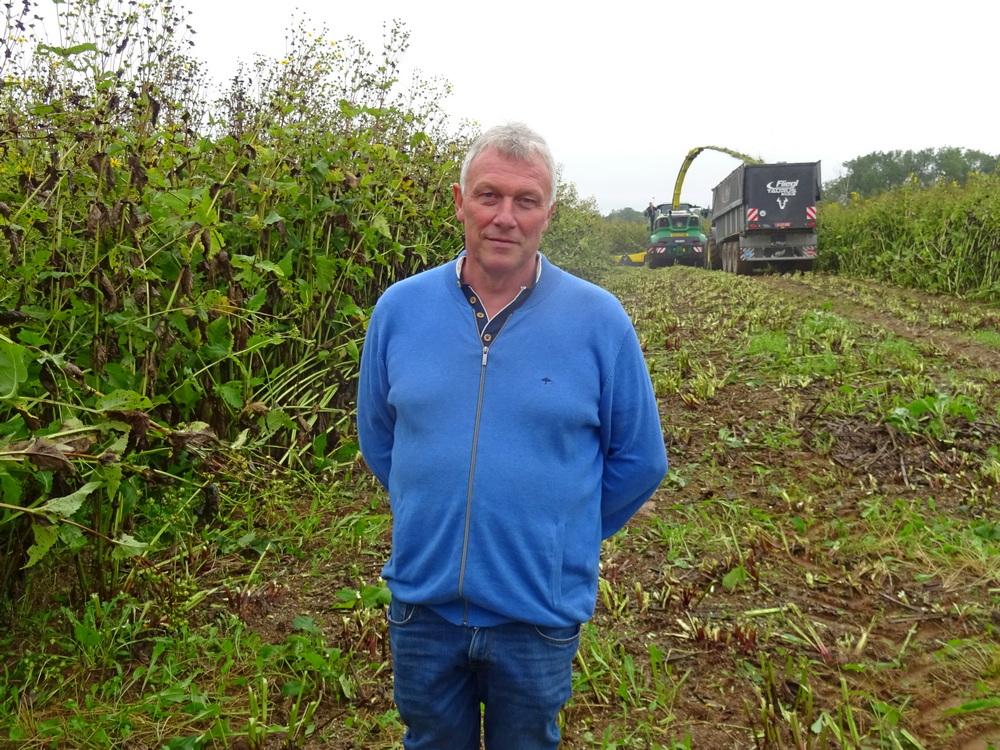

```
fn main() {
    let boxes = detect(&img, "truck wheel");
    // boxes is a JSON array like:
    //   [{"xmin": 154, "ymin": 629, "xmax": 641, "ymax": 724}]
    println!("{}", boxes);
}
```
[
  {"xmin": 727, "ymin": 243, "xmax": 737, "ymax": 274},
  {"xmin": 733, "ymin": 245, "xmax": 749, "ymax": 276},
  {"xmin": 707, "ymin": 242, "xmax": 721, "ymax": 271}
]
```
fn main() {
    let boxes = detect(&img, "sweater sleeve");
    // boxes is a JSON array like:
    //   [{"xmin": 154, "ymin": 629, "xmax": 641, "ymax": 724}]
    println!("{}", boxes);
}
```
[
  {"xmin": 356, "ymin": 305, "xmax": 395, "ymax": 489},
  {"xmin": 599, "ymin": 323, "xmax": 668, "ymax": 539}
]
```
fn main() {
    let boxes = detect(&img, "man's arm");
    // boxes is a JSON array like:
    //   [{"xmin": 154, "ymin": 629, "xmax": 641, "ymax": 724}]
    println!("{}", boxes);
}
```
[
  {"xmin": 356, "ymin": 310, "xmax": 395, "ymax": 489},
  {"xmin": 599, "ymin": 325, "xmax": 668, "ymax": 539}
]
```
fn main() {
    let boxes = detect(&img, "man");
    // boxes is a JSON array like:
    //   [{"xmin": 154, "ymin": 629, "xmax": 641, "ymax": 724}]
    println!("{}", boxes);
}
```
[
  {"xmin": 644, "ymin": 200, "xmax": 659, "ymax": 232},
  {"xmin": 357, "ymin": 123, "xmax": 667, "ymax": 749}
]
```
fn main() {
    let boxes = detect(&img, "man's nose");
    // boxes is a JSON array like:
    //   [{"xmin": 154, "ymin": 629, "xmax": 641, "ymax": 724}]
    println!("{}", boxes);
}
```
[{"xmin": 493, "ymin": 199, "xmax": 517, "ymax": 228}]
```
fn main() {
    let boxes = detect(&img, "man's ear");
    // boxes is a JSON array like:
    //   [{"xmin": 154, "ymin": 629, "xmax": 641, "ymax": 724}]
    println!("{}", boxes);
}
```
[
  {"xmin": 452, "ymin": 183, "xmax": 464, "ymax": 221},
  {"xmin": 542, "ymin": 201, "xmax": 556, "ymax": 232}
]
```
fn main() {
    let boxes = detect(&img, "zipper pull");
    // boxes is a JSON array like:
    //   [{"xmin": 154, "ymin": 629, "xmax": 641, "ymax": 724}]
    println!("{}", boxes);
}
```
[{"xmin": 482, "ymin": 346, "xmax": 489, "ymax": 366}]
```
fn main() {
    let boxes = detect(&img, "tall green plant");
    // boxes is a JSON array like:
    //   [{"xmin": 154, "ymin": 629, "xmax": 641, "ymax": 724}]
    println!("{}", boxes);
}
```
[
  {"xmin": 0, "ymin": 0, "xmax": 464, "ymax": 611},
  {"xmin": 819, "ymin": 175, "xmax": 1000, "ymax": 299}
]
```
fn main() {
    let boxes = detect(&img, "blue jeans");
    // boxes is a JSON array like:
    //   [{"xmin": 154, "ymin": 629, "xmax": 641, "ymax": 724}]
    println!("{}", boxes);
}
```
[{"xmin": 387, "ymin": 599, "xmax": 581, "ymax": 750}]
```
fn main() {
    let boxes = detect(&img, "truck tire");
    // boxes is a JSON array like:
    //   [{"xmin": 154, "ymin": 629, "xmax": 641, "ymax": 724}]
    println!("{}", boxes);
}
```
[
  {"xmin": 794, "ymin": 259, "xmax": 815, "ymax": 273},
  {"xmin": 726, "ymin": 241, "xmax": 749, "ymax": 275},
  {"xmin": 734, "ymin": 250, "xmax": 750, "ymax": 276}
]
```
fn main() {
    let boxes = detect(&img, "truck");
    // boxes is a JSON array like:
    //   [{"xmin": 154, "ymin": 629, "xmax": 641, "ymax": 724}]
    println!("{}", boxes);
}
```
[
  {"xmin": 709, "ymin": 162, "xmax": 821, "ymax": 274},
  {"xmin": 645, "ymin": 202, "xmax": 708, "ymax": 269}
]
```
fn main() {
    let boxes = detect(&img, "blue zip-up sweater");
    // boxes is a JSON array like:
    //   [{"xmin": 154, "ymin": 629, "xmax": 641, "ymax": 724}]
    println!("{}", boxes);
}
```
[{"xmin": 357, "ymin": 254, "xmax": 667, "ymax": 627}]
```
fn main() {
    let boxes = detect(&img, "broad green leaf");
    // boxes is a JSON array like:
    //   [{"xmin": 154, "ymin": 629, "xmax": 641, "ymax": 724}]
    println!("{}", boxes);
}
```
[
  {"xmin": 264, "ymin": 410, "xmax": 296, "ymax": 433},
  {"xmin": 277, "ymin": 249, "xmax": 294, "ymax": 279},
  {"xmin": 231, "ymin": 429, "xmax": 250, "ymax": 450},
  {"xmin": 61, "ymin": 523, "xmax": 87, "ymax": 554},
  {"xmin": 292, "ymin": 615, "xmax": 319, "ymax": 633},
  {"xmin": 174, "ymin": 380, "xmax": 202, "ymax": 409},
  {"xmin": 370, "ymin": 215, "xmax": 392, "ymax": 239},
  {"xmin": 203, "ymin": 317, "xmax": 232, "ymax": 361},
  {"xmin": 37, "ymin": 481, "xmax": 101, "ymax": 519},
  {"xmin": 0, "ymin": 340, "xmax": 30, "ymax": 400},
  {"xmin": 97, "ymin": 390, "xmax": 153, "ymax": 411},
  {"xmin": 246, "ymin": 289, "xmax": 268, "ymax": 311},
  {"xmin": 281, "ymin": 680, "xmax": 304, "ymax": 698},
  {"xmin": 0, "ymin": 468, "xmax": 21, "ymax": 505},
  {"xmin": 335, "ymin": 588, "xmax": 359, "ymax": 603},
  {"xmin": 359, "ymin": 585, "xmax": 392, "ymax": 608},
  {"xmin": 24, "ymin": 522, "xmax": 59, "ymax": 569},
  {"xmin": 215, "ymin": 382, "xmax": 244, "ymax": 410},
  {"xmin": 722, "ymin": 565, "xmax": 748, "ymax": 591},
  {"xmin": 338, "ymin": 295, "xmax": 363, "ymax": 318},
  {"xmin": 338, "ymin": 674, "xmax": 356, "ymax": 699},
  {"xmin": 315, "ymin": 256, "xmax": 340, "ymax": 292},
  {"xmin": 96, "ymin": 461, "xmax": 123, "ymax": 501},
  {"xmin": 111, "ymin": 532, "xmax": 149, "ymax": 559},
  {"xmin": 36, "ymin": 42, "xmax": 99, "ymax": 56},
  {"xmin": 248, "ymin": 259, "xmax": 283, "ymax": 278},
  {"xmin": 74, "ymin": 621, "xmax": 101, "ymax": 648}
]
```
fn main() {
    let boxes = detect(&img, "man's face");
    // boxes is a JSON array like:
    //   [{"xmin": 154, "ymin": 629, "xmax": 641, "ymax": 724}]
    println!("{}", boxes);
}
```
[{"xmin": 453, "ymin": 148, "xmax": 554, "ymax": 285}]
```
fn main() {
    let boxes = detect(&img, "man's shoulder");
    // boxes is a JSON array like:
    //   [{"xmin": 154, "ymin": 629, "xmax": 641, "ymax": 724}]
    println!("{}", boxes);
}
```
[
  {"xmin": 376, "ymin": 259, "xmax": 457, "ymax": 305},
  {"xmin": 546, "ymin": 264, "xmax": 627, "ymax": 313}
]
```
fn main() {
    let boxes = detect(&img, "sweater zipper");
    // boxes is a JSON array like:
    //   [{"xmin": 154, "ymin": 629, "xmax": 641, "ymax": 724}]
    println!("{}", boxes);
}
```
[
  {"xmin": 457, "ymin": 343, "xmax": 489, "ymax": 621},
  {"xmin": 457, "ymin": 311, "xmax": 516, "ymax": 626}
]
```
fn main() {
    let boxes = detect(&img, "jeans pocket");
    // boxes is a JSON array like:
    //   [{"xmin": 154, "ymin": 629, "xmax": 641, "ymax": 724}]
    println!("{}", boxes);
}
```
[
  {"xmin": 532, "ymin": 622, "xmax": 581, "ymax": 646},
  {"xmin": 386, "ymin": 597, "xmax": 418, "ymax": 626}
]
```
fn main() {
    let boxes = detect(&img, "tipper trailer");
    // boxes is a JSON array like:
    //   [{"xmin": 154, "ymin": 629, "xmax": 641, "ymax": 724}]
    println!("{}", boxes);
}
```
[{"xmin": 710, "ymin": 162, "xmax": 821, "ymax": 274}]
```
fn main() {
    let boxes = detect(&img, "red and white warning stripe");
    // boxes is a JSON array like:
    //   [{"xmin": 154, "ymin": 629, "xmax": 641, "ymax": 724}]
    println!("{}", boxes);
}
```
[
  {"xmin": 806, "ymin": 206, "xmax": 817, "ymax": 220},
  {"xmin": 747, "ymin": 208, "xmax": 759, "ymax": 222}
]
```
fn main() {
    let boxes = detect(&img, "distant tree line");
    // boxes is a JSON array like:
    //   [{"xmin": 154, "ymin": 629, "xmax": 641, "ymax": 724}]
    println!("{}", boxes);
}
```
[
  {"xmin": 824, "ymin": 147, "xmax": 999, "ymax": 202},
  {"xmin": 541, "ymin": 185, "xmax": 649, "ymax": 266},
  {"xmin": 604, "ymin": 207, "xmax": 646, "ymax": 224}
]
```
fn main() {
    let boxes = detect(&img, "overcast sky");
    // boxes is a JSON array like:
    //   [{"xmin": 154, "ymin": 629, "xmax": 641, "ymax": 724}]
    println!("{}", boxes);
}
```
[{"xmin": 181, "ymin": 1, "xmax": 995, "ymax": 214}]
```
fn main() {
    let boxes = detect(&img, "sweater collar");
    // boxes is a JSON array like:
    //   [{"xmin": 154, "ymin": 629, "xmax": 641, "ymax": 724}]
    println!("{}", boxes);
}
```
[{"xmin": 448, "ymin": 252, "xmax": 561, "ymax": 313}]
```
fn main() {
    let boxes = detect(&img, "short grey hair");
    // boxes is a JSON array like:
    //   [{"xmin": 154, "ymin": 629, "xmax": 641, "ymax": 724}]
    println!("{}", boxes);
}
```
[{"xmin": 459, "ymin": 123, "xmax": 556, "ymax": 206}]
